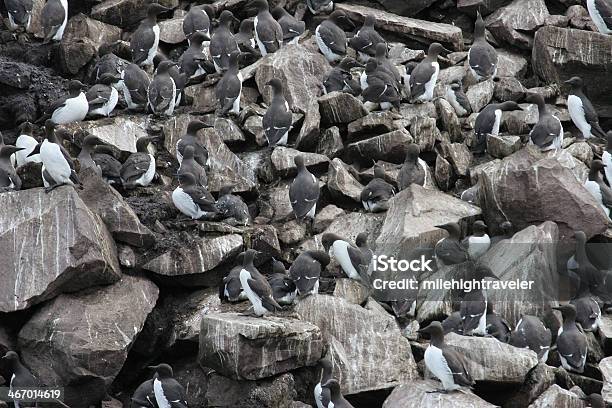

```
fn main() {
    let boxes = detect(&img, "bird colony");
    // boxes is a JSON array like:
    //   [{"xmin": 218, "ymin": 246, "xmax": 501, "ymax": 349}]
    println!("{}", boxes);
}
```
[{"xmin": 0, "ymin": 0, "xmax": 611, "ymax": 407}]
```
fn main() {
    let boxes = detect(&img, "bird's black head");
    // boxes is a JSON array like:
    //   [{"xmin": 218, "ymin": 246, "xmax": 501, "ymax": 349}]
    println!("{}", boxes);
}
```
[
  {"xmin": 329, "ymin": 10, "xmax": 355, "ymax": 30},
  {"xmin": 500, "ymin": 220, "xmax": 513, "ymax": 235},
  {"xmin": 147, "ymin": 3, "xmax": 169, "ymax": 17},
  {"xmin": 373, "ymin": 166, "xmax": 386, "ymax": 179},
  {"xmin": 156, "ymin": 60, "xmax": 175, "ymax": 74},
  {"xmin": 18, "ymin": 121, "xmax": 34, "ymax": 135},
  {"xmin": 83, "ymin": 135, "xmax": 103, "ymax": 147},
  {"xmin": 355, "ymin": 232, "xmax": 368, "ymax": 247},
  {"xmin": 1, "ymin": 351, "xmax": 20, "ymax": 365},
  {"xmin": 0, "ymin": 145, "xmax": 24, "ymax": 158},
  {"xmin": 435, "ymin": 222, "xmax": 462, "ymax": 238},
  {"xmin": 525, "ymin": 93, "xmax": 545, "ymax": 107},
  {"xmin": 98, "ymin": 73, "xmax": 121, "ymax": 86},
  {"xmin": 270, "ymin": 6, "xmax": 286, "ymax": 20},
  {"xmin": 364, "ymin": 59, "xmax": 378, "ymax": 73},
  {"xmin": 68, "ymin": 80, "xmax": 86, "ymax": 94},
  {"xmin": 338, "ymin": 57, "xmax": 363, "ymax": 71},
  {"xmin": 187, "ymin": 119, "xmax": 212, "ymax": 134},
  {"xmin": 266, "ymin": 78, "xmax": 284, "ymax": 94},
  {"xmin": 427, "ymin": 42, "xmax": 447, "ymax": 58},
  {"xmin": 321, "ymin": 232, "xmax": 342, "ymax": 251},
  {"xmin": 564, "ymin": 76, "xmax": 583, "ymax": 89},
  {"xmin": 374, "ymin": 42, "xmax": 388, "ymax": 58},
  {"xmin": 417, "ymin": 321, "xmax": 444, "ymax": 337},
  {"xmin": 293, "ymin": 155, "xmax": 305, "ymax": 169},
  {"xmin": 552, "ymin": 303, "xmax": 577, "ymax": 320},
  {"xmin": 591, "ymin": 159, "xmax": 606, "ymax": 172},
  {"xmin": 228, "ymin": 50, "xmax": 240, "ymax": 68},
  {"xmin": 322, "ymin": 378, "xmax": 341, "ymax": 395},
  {"xmin": 135, "ymin": 136, "xmax": 153, "ymax": 152},
  {"xmin": 364, "ymin": 14, "xmax": 377, "ymax": 27},
  {"xmin": 148, "ymin": 363, "xmax": 173, "ymax": 378},
  {"xmin": 243, "ymin": 248, "xmax": 259, "ymax": 264},
  {"xmin": 249, "ymin": 0, "xmax": 269, "ymax": 12},
  {"xmin": 219, "ymin": 10, "xmax": 239, "ymax": 27},
  {"xmin": 474, "ymin": 10, "xmax": 486, "ymax": 38},
  {"xmin": 239, "ymin": 18, "xmax": 255, "ymax": 33},
  {"xmin": 574, "ymin": 230, "xmax": 587, "ymax": 245},
  {"xmin": 190, "ymin": 31, "xmax": 208, "ymax": 46},
  {"xmin": 473, "ymin": 220, "xmax": 487, "ymax": 234},
  {"xmin": 404, "ymin": 143, "xmax": 420, "ymax": 164},
  {"xmin": 499, "ymin": 101, "xmax": 523, "ymax": 111}
]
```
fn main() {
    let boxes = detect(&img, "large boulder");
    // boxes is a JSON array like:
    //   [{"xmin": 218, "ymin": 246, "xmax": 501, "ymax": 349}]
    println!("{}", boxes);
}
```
[
  {"xmin": 373, "ymin": 0, "xmax": 437, "ymax": 16},
  {"xmin": 63, "ymin": 116, "xmax": 150, "ymax": 154},
  {"xmin": 343, "ymin": 129, "xmax": 413, "ymax": 165},
  {"xmin": 318, "ymin": 92, "xmax": 368, "ymax": 126},
  {"xmin": 533, "ymin": 26, "xmax": 612, "ymax": 110},
  {"xmin": 528, "ymin": 384, "xmax": 588, "ymax": 408},
  {"xmin": 383, "ymin": 380, "xmax": 496, "ymax": 407},
  {"xmin": 327, "ymin": 158, "xmax": 365, "ymax": 204},
  {"xmin": 18, "ymin": 276, "xmax": 159, "ymax": 408},
  {"xmin": 198, "ymin": 313, "xmax": 324, "ymax": 380},
  {"xmin": 485, "ymin": 0, "xmax": 549, "ymax": 49},
  {"xmin": 255, "ymin": 44, "xmax": 331, "ymax": 114},
  {"xmin": 0, "ymin": 187, "xmax": 120, "ymax": 313},
  {"xmin": 295, "ymin": 296, "xmax": 419, "ymax": 395},
  {"xmin": 205, "ymin": 372, "xmax": 297, "ymax": 408},
  {"xmin": 601, "ymin": 357, "xmax": 612, "ymax": 405},
  {"xmin": 477, "ymin": 146, "xmax": 608, "ymax": 240}
]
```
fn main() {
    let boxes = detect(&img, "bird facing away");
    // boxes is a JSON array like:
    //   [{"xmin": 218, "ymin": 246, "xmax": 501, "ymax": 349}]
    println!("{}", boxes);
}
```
[
  {"xmin": 289, "ymin": 155, "xmax": 320, "ymax": 222},
  {"xmin": 468, "ymin": 11, "xmax": 497, "ymax": 81}
]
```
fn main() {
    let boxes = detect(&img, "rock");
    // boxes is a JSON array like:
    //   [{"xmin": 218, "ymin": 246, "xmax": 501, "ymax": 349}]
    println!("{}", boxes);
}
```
[
  {"xmin": 265, "ymin": 182, "xmax": 294, "ymax": 222},
  {"xmin": 313, "ymin": 205, "xmax": 345, "ymax": 233},
  {"xmin": 347, "ymin": 111, "xmax": 404, "ymax": 140},
  {"xmin": 301, "ymin": 212, "xmax": 385, "ymax": 253},
  {"xmin": 400, "ymin": 102, "xmax": 438, "ymax": 123},
  {"xmin": 117, "ymin": 245, "xmax": 136, "ymax": 268},
  {"xmin": 198, "ymin": 313, "xmax": 323, "ymax": 380},
  {"xmin": 487, "ymin": 135, "xmax": 522, "ymax": 158},
  {"xmin": 162, "ymin": 288, "xmax": 223, "ymax": 344},
  {"xmin": 485, "ymin": 0, "xmax": 550, "ymax": 49},
  {"xmin": 376, "ymin": 184, "xmax": 481, "ymax": 258},
  {"xmin": 296, "ymin": 296, "xmax": 418, "ymax": 394},
  {"xmin": 333, "ymin": 279, "xmax": 370, "ymax": 305},
  {"xmin": 91, "ymin": 0, "xmax": 178, "ymax": 29},
  {"xmin": 435, "ymin": 155, "xmax": 454, "ymax": 190},
  {"xmin": 545, "ymin": 149, "xmax": 589, "ymax": 184},
  {"xmin": 533, "ymin": 26, "xmax": 612, "ymax": 108},
  {"xmin": 438, "ymin": 142, "xmax": 472, "ymax": 176},
  {"xmin": 528, "ymin": 384, "xmax": 587, "ymax": 408},
  {"xmin": 410, "ymin": 118, "xmax": 439, "ymax": 152},
  {"xmin": 496, "ymin": 49, "xmax": 529, "ymax": 78},
  {"xmin": 545, "ymin": 15, "xmax": 570, "ymax": 28},
  {"xmin": 374, "ymin": 0, "xmax": 437, "ymax": 16},
  {"xmin": 504, "ymin": 364, "xmax": 556, "ymax": 408},
  {"xmin": 494, "ymin": 77, "xmax": 526, "ymax": 102},
  {"xmin": 255, "ymin": 44, "xmax": 331, "ymax": 114},
  {"xmin": 78, "ymin": 168, "xmax": 154, "ymax": 248},
  {"xmin": 503, "ymin": 103, "xmax": 569, "ymax": 135},
  {"xmin": 214, "ymin": 117, "xmax": 246, "ymax": 143},
  {"xmin": 466, "ymin": 79, "xmax": 495, "ymax": 112},
  {"xmin": 271, "ymin": 147, "xmax": 329, "ymax": 178},
  {"xmin": 469, "ymin": 159, "xmax": 501, "ymax": 184},
  {"xmin": 436, "ymin": 98, "xmax": 463, "ymax": 142},
  {"xmin": 206, "ymin": 372, "xmax": 297, "ymax": 408},
  {"xmin": 457, "ymin": 0, "xmax": 513, "ymax": 16},
  {"xmin": 246, "ymin": 225, "xmax": 282, "ymax": 261},
  {"xmin": 316, "ymin": 126, "xmax": 344, "ymax": 158},
  {"xmin": 159, "ymin": 18, "xmax": 186, "ymax": 44},
  {"xmin": 478, "ymin": 146, "xmax": 608, "ymax": 240},
  {"xmin": 327, "ymin": 158, "xmax": 365, "ymax": 204},
  {"xmin": 566, "ymin": 5, "xmax": 597, "ymax": 30},
  {"xmin": 383, "ymin": 380, "xmax": 496, "ymax": 407},
  {"xmin": 600, "ymin": 361, "xmax": 612, "ymax": 405},
  {"xmin": 185, "ymin": 83, "xmax": 217, "ymax": 113},
  {"xmin": 0, "ymin": 187, "xmax": 120, "ymax": 313},
  {"xmin": 59, "ymin": 14, "xmax": 122, "ymax": 75},
  {"xmin": 64, "ymin": 116, "xmax": 149, "ymax": 154},
  {"xmin": 144, "ymin": 234, "xmax": 243, "ymax": 287},
  {"xmin": 344, "ymin": 129, "xmax": 413, "ymax": 165},
  {"xmin": 277, "ymin": 220, "xmax": 307, "ymax": 246},
  {"xmin": 18, "ymin": 276, "xmax": 159, "ymax": 408},
  {"xmin": 565, "ymin": 142, "xmax": 593, "ymax": 165},
  {"xmin": 599, "ymin": 315, "xmax": 612, "ymax": 355},
  {"xmin": 318, "ymin": 92, "xmax": 367, "ymax": 125},
  {"xmin": 295, "ymin": 100, "xmax": 321, "ymax": 151},
  {"xmin": 336, "ymin": 4, "xmax": 463, "ymax": 50},
  {"xmin": 173, "ymin": 361, "xmax": 208, "ymax": 407},
  {"xmin": 240, "ymin": 149, "xmax": 275, "ymax": 183}
]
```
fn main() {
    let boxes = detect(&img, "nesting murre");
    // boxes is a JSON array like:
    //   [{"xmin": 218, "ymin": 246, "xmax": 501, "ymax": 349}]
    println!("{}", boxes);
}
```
[
  {"xmin": 176, "ymin": 120, "xmax": 211, "ymax": 166},
  {"xmin": 322, "ymin": 232, "xmax": 368, "ymax": 281},
  {"xmin": 118, "ymin": 63, "xmax": 151, "ymax": 111},
  {"xmin": 221, "ymin": 253, "xmax": 248, "ymax": 302},
  {"xmin": 508, "ymin": 315, "xmax": 551, "ymax": 363},
  {"xmin": 323, "ymin": 57, "xmax": 362, "ymax": 95},
  {"xmin": 5, "ymin": 0, "xmax": 33, "ymax": 31},
  {"xmin": 374, "ymin": 43, "xmax": 401, "ymax": 86},
  {"xmin": 468, "ymin": 11, "xmax": 497, "ymax": 81},
  {"xmin": 148, "ymin": 60, "xmax": 177, "ymax": 117},
  {"xmin": 92, "ymin": 145, "xmax": 122, "ymax": 185},
  {"xmin": 41, "ymin": 0, "xmax": 67, "ymax": 42},
  {"xmin": 86, "ymin": 73, "xmax": 120, "ymax": 118},
  {"xmin": 289, "ymin": 155, "xmax": 320, "ymax": 223},
  {"xmin": 288, "ymin": 250, "xmax": 330, "ymax": 296},
  {"xmin": 209, "ymin": 10, "xmax": 240, "ymax": 73},
  {"xmin": 360, "ymin": 166, "xmax": 395, "ymax": 212},
  {"xmin": 44, "ymin": 80, "xmax": 88, "ymax": 125},
  {"xmin": 179, "ymin": 32, "xmax": 215, "ymax": 81},
  {"xmin": 183, "ymin": 4, "xmax": 214, "ymax": 43},
  {"xmin": 131, "ymin": 376, "xmax": 156, "ymax": 408},
  {"xmin": 77, "ymin": 134, "xmax": 104, "ymax": 176},
  {"xmin": 148, "ymin": 364, "xmax": 188, "ymax": 408},
  {"xmin": 361, "ymin": 59, "xmax": 401, "ymax": 112},
  {"xmin": 268, "ymin": 259, "xmax": 297, "ymax": 305},
  {"xmin": 314, "ymin": 358, "xmax": 333, "ymax": 408},
  {"xmin": 527, "ymin": 93, "xmax": 563, "ymax": 151},
  {"xmin": 215, "ymin": 184, "xmax": 251, "ymax": 226},
  {"xmin": 315, "ymin": 10, "xmax": 354, "ymax": 63},
  {"xmin": 120, "ymin": 136, "xmax": 156, "ymax": 189},
  {"xmin": 398, "ymin": 143, "xmax": 427, "ymax": 190},
  {"xmin": 462, "ymin": 220, "xmax": 490, "ymax": 260},
  {"xmin": 215, "ymin": 51, "xmax": 243, "ymax": 116},
  {"xmin": 263, "ymin": 78, "xmax": 292, "ymax": 146},
  {"xmin": 251, "ymin": 0, "xmax": 283, "ymax": 56},
  {"xmin": 349, "ymin": 15, "xmax": 386, "ymax": 62},
  {"xmin": 172, "ymin": 172, "xmax": 216, "ymax": 220},
  {"xmin": 178, "ymin": 144, "xmax": 207, "ymax": 187},
  {"xmin": 130, "ymin": 3, "xmax": 168, "ymax": 67},
  {"xmin": 2, "ymin": 351, "xmax": 40, "ymax": 405},
  {"xmin": 485, "ymin": 303, "xmax": 511, "ymax": 342},
  {"xmin": 460, "ymin": 265, "xmax": 498, "ymax": 336},
  {"xmin": 271, "ymin": 6, "xmax": 305, "ymax": 45},
  {"xmin": 473, "ymin": 101, "xmax": 523, "ymax": 154},
  {"xmin": 554, "ymin": 304, "xmax": 588, "ymax": 373},
  {"xmin": 565, "ymin": 76, "xmax": 607, "ymax": 139},
  {"xmin": 93, "ymin": 43, "xmax": 128, "ymax": 84},
  {"xmin": 409, "ymin": 42, "xmax": 446, "ymax": 103},
  {"xmin": 434, "ymin": 222, "xmax": 469, "ymax": 266},
  {"xmin": 239, "ymin": 249, "xmax": 282, "ymax": 317},
  {"xmin": 445, "ymin": 80, "xmax": 472, "ymax": 117}
]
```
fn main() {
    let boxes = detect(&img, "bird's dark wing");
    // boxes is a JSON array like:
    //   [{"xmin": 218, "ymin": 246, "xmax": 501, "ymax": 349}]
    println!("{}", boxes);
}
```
[
  {"xmin": 347, "ymin": 245, "xmax": 365, "ymax": 270},
  {"xmin": 474, "ymin": 107, "xmax": 496, "ymax": 136},
  {"xmin": 469, "ymin": 43, "xmax": 498, "ymax": 79},
  {"xmin": 530, "ymin": 116, "xmax": 562, "ymax": 147},
  {"xmin": 47, "ymin": 96, "xmax": 68, "ymax": 115},
  {"xmin": 442, "ymin": 348, "xmax": 475, "ymax": 387},
  {"xmin": 318, "ymin": 23, "xmax": 347, "ymax": 55},
  {"xmin": 289, "ymin": 171, "xmax": 320, "ymax": 218},
  {"xmin": 184, "ymin": 184, "xmax": 216, "ymax": 210},
  {"xmin": 120, "ymin": 153, "xmax": 150, "ymax": 183},
  {"xmin": 409, "ymin": 61, "xmax": 436, "ymax": 99},
  {"xmin": 41, "ymin": 0, "xmax": 64, "ymax": 41},
  {"xmin": 262, "ymin": 104, "xmax": 292, "ymax": 145},
  {"xmin": 249, "ymin": 276, "xmax": 282, "ymax": 311},
  {"xmin": 595, "ymin": 0, "xmax": 612, "ymax": 27},
  {"xmin": 289, "ymin": 257, "xmax": 320, "ymax": 294},
  {"xmin": 148, "ymin": 78, "xmax": 175, "ymax": 111},
  {"xmin": 557, "ymin": 332, "xmax": 587, "ymax": 370},
  {"xmin": 130, "ymin": 25, "xmax": 155, "ymax": 65},
  {"xmin": 92, "ymin": 153, "xmax": 121, "ymax": 178},
  {"xmin": 436, "ymin": 239, "xmax": 469, "ymax": 264}
]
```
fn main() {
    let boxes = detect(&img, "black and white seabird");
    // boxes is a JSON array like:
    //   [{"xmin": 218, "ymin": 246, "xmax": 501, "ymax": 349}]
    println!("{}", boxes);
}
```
[
  {"xmin": 554, "ymin": 304, "xmax": 588, "ymax": 373},
  {"xmin": 320, "ymin": 379, "xmax": 355, "ymax": 408},
  {"xmin": 374, "ymin": 43, "xmax": 401, "ymax": 85},
  {"xmin": 314, "ymin": 358, "xmax": 333, "ymax": 408},
  {"xmin": 489, "ymin": 220, "xmax": 514, "ymax": 246},
  {"xmin": 271, "ymin": 6, "xmax": 305, "ymax": 45},
  {"xmin": 0, "ymin": 145, "xmax": 23, "ymax": 191},
  {"xmin": 442, "ymin": 311, "xmax": 463, "ymax": 335},
  {"xmin": 527, "ymin": 93, "xmax": 563, "ymax": 151},
  {"xmin": 179, "ymin": 32, "xmax": 215, "ymax": 81},
  {"xmin": 508, "ymin": 315, "xmax": 551, "ymax": 363},
  {"xmin": 355, "ymin": 232, "xmax": 373, "ymax": 273},
  {"xmin": 4, "ymin": 0, "xmax": 33, "ymax": 31},
  {"xmin": 485, "ymin": 303, "xmax": 511, "ymax": 342},
  {"xmin": 360, "ymin": 166, "xmax": 395, "ymax": 212},
  {"xmin": 148, "ymin": 364, "xmax": 188, "ymax": 408},
  {"xmin": 306, "ymin": 0, "xmax": 334, "ymax": 15},
  {"xmin": 348, "ymin": 15, "xmax": 386, "ymax": 62},
  {"xmin": 323, "ymin": 57, "xmax": 362, "ymax": 95},
  {"xmin": 289, "ymin": 155, "xmax": 320, "ymax": 222},
  {"xmin": 130, "ymin": 3, "xmax": 168, "ymax": 67},
  {"xmin": 13, "ymin": 121, "xmax": 40, "ymax": 168},
  {"xmin": 41, "ymin": 0, "xmax": 67, "ymax": 43},
  {"xmin": 251, "ymin": 0, "xmax": 283, "ymax": 56},
  {"xmin": 121, "ymin": 136, "xmax": 156, "ymax": 189},
  {"xmin": 178, "ymin": 145, "xmax": 207, "ymax": 187},
  {"xmin": 565, "ymin": 76, "xmax": 607, "ymax": 139},
  {"xmin": 398, "ymin": 144, "xmax": 427, "ymax": 190},
  {"xmin": 584, "ymin": 159, "xmax": 612, "ymax": 218},
  {"xmin": 235, "ymin": 18, "xmax": 259, "ymax": 59},
  {"xmin": 77, "ymin": 135, "xmax": 103, "ymax": 176},
  {"xmin": 45, "ymin": 80, "xmax": 88, "ymax": 125},
  {"xmin": 176, "ymin": 120, "xmax": 211, "ymax": 166},
  {"xmin": 571, "ymin": 276, "xmax": 602, "ymax": 333},
  {"xmin": 473, "ymin": 101, "xmax": 523, "ymax": 154},
  {"xmin": 460, "ymin": 265, "xmax": 498, "ymax": 336},
  {"xmin": 445, "ymin": 80, "xmax": 472, "ymax": 117},
  {"xmin": 2, "ymin": 351, "xmax": 40, "ymax": 404},
  {"xmin": 92, "ymin": 146, "xmax": 122, "ymax": 185},
  {"xmin": 322, "ymin": 233, "xmax": 368, "ymax": 281},
  {"xmin": 289, "ymin": 250, "xmax": 330, "ymax": 296},
  {"xmin": 183, "ymin": 4, "xmax": 214, "ymax": 43},
  {"xmin": 118, "ymin": 63, "xmax": 150, "ymax": 111},
  {"xmin": 263, "ymin": 78, "xmax": 292, "ymax": 146},
  {"xmin": 409, "ymin": 43, "xmax": 446, "ymax": 103},
  {"xmin": 462, "ymin": 220, "xmax": 490, "ymax": 259},
  {"xmin": 93, "ymin": 43, "xmax": 128, "ymax": 83},
  {"xmin": 434, "ymin": 222, "xmax": 469, "ymax": 266},
  {"xmin": 32, "ymin": 120, "xmax": 81, "ymax": 193},
  {"xmin": 468, "ymin": 11, "xmax": 497, "ymax": 81},
  {"xmin": 131, "ymin": 377, "xmax": 156, "ymax": 408},
  {"xmin": 587, "ymin": 0, "xmax": 612, "ymax": 34},
  {"xmin": 87, "ymin": 73, "xmax": 120, "ymax": 118},
  {"xmin": 603, "ymin": 131, "xmax": 612, "ymax": 184},
  {"xmin": 209, "ymin": 10, "xmax": 240, "ymax": 73},
  {"xmin": 216, "ymin": 185, "xmax": 251, "ymax": 226},
  {"xmin": 268, "ymin": 259, "xmax": 297, "ymax": 305},
  {"xmin": 419, "ymin": 321, "xmax": 475, "ymax": 392},
  {"xmin": 361, "ymin": 59, "xmax": 401, "ymax": 112},
  {"xmin": 315, "ymin": 11, "xmax": 354, "ymax": 63},
  {"xmin": 216, "ymin": 51, "xmax": 243, "ymax": 116},
  {"xmin": 172, "ymin": 172, "xmax": 216, "ymax": 220},
  {"xmin": 164, "ymin": 61, "xmax": 187, "ymax": 106},
  {"xmin": 239, "ymin": 249, "xmax": 282, "ymax": 316},
  {"xmin": 222, "ymin": 254, "xmax": 248, "ymax": 302},
  {"xmin": 148, "ymin": 60, "xmax": 177, "ymax": 117},
  {"xmin": 571, "ymin": 231, "xmax": 606, "ymax": 299}
]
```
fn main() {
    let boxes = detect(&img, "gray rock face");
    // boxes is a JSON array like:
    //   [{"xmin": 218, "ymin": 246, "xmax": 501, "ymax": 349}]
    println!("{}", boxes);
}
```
[
  {"xmin": 374, "ymin": 0, "xmax": 437, "ymax": 16},
  {"xmin": 504, "ymin": 364, "xmax": 556, "ymax": 408},
  {"xmin": 383, "ymin": 380, "xmax": 497, "ymax": 407},
  {"xmin": 91, "ymin": 0, "xmax": 178, "ymax": 29},
  {"xmin": 436, "ymin": 98, "xmax": 462, "ymax": 142},
  {"xmin": 533, "ymin": 26, "xmax": 612, "ymax": 108},
  {"xmin": 376, "ymin": 184, "xmax": 481, "ymax": 259},
  {"xmin": 333, "ymin": 279, "xmax": 370, "ymax": 305},
  {"xmin": 336, "ymin": 4, "xmax": 463, "ymax": 50},
  {"xmin": 206, "ymin": 372, "xmax": 297, "ymax": 408},
  {"xmin": 198, "ymin": 313, "xmax": 324, "ymax": 380},
  {"xmin": 78, "ymin": 168, "xmax": 154, "ymax": 247},
  {"xmin": 477, "ymin": 146, "xmax": 608, "ymax": 240},
  {"xmin": 410, "ymin": 118, "xmax": 439, "ymax": 152},
  {"xmin": 601, "ymin": 357, "xmax": 612, "ymax": 405},
  {"xmin": 485, "ymin": 0, "xmax": 550, "ymax": 49},
  {"xmin": 296, "ymin": 100, "xmax": 321, "ymax": 151},
  {"xmin": 327, "ymin": 158, "xmax": 365, "ymax": 203},
  {"xmin": 295, "ymin": 296, "xmax": 418, "ymax": 394},
  {"xmin": 466, "ymin": 79, "xmax": 495, "ymax": 113},
  {"xmin": 487, "ymin": 135, "xmax": 522, "ymax": 158},
  {"xmin": 63, "ymin": 116, "xmax": 150, "ymax": 154},
  {"xmin": 528, "ymin": 384, "xmax": 587, "ymax": 408},
  {"xmin": 497, "ymin": 49, "xmax": 529, "ymax": 78},
  {"xmin": 271, "ymin": 147, "xmax": 329, "ymax": 178},
  {"xmin": 344, "ymin": 129, "xmax": 413, "ymax": 165},
  {"xmin": 0, "ymin": 187, "xmax": 121, "ymax": 313},
  {"xmin": 18, "ymin": 276, "xmax": 159, "ymax": 408},
  {"xmin": 317, "ymin": 126, "xmax": 344, "ymax": 158},
  {"xmin": 144, "ymin": 234, "xmax": 243, "ymax": 286},
  {"xmin": 162, "ymin": 288, "xmax": 223, "ymax": 344},
  {"xmin": 159, "ymin": 18, "xmax": 186, "ymax": 44},
  {"xmin": 318, "ymin": 92, "xmax": 368, "ymax": 126},
  {"xmin": 255, "ymin": 45, "xmax": 331, "ymax": 114}
]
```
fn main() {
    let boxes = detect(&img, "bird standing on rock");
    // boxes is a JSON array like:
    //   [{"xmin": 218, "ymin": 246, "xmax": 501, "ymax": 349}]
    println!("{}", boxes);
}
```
[
  {"xmin": 268, "ymin": 259, "xmax": 297, "ymax": 305},
  {"xmin": 179, "ymin": 32, "xmax": 215, "ymax": 81},
  {"xmin": 178, "ymin": 145, "xmax": 207, "ymax": 187},
  {"xmin": 398, "ymin": 144, "xmax": 426, "ymax": 190},
  {"xmin": 565, "ymin": 76, "xmax": 607, "ymax": 139},
  {"xmin": 2, "ymin": 351, "xmax": 41, "ymax": 402},
  {"xmin": 289, "ymin": 155, "xmax": 320, "ymax": 223},
  {"xmin": 289, "ymin": 250, "xmax": 330, "ymax": 296},
  {"xmin": 77, "ymin": 135, "xmax": 104, "ymax": 176},
  {"xmin": 118, "ymin": 63, "xmax": 150, "ymax": 112},
  {"xmin": 251, "ymin": 0, "xmax": 283, "ymax": 56},
  {"xmin": 4, "ymin": 0, "xmax": 33, "ymax": 32},
  {"xmin": 349, "ymin": 15, "xmax": 386, "ymax": 62},
  {"xmin": 462, "ymin": 220, "xmax": 490, "ymax": 259},
  {"xmin": 584, "ymin": 159, "xmax": 612, "ymax": 218},
  {"xmin": 271, "ymin": 6, "xmax": 305, "ymax": 45},
  {"xmin": 360, "ymin": 166, "xmax": 395, "ymax": 212},
  {"xmin": 148, "ymin": 364, "xmax": 188, "ymax": 408},
  {"xmin": 320, "ymin": 379, "xmax": 355, "ymax": 408},
  {"xmin": 409, "ymin": 42, "xmax": 446, "ymax": 103},
  {"xmin": 176, "ymin": 120, "xmax": 211, "ymax": 166},
  {"xmin": 323, "ymin": 57, "xmax": 362, "ymax": 95},
  {"xmin": 315, "ymin": 11, "xmax": 354, "ymax": 63},
  {"xmin": 468, "ymin": 11, "xmax": 497, "ymax": 81},
  {"xmin": 210, "ymin": 10, "xmax": 240, "ymax": 73},
  {"xmin": 239, "ymin": 249, "xmax": 282, "ymax": 317},
  {"xmin": 587, "ymin": 0, "xmax": 612, "ymax": 34},
  {"xmin": 130, "ymin": 3, "xmax": 168, "ymax": 68},
  {"xmin": 92, "ymin": 146, "xmax": 121, "ymax": 185},
  {"xmin": 13, "ymin": 121, "xmax": 40, "ymax": 168},
  {"xmin": 445, "ymin": 80, "xmax": 471, "ymax": 117},
  {"xmin": 508, "ymin": 315, "xmax": 551, "ymax": 363},
  {"xmin": 554, "ymin": 304, "xmax": 588, "ymax": 373},
  {"xmin": 322, "ymin": 233, "xmax": 368, "ymax": 281},
  {"xmin": 374, "ymin": 43, "xmax": 401, "ymax": 85},
  {"xmin": 86, "ymin": 73, "xmax": 120, "ymax": 118},
  {"xmin": 172, "ymin": 172, "xmax": 216, "ymax": 220},
  {"xmin": 263, "ymin": 78, "xmax": 292, "ymax": 146},
  {"xmin": 120, "ymin": 136, "xmax": 156, "ymax": 189},
  {"xmin": 148, "ymin": 60, "xmax": 177, "ymax": 117},
  {"xmin": 216, "ymin": 51, "xmax": 243, "ymax": 116},
  {"xmin": 41, "ymin": 0, "xmax": 67, "ymax": 42},
  {"xmin": 0, "ymin": 145, "xmax": 23, "ymax": 191},
  {"xmin": 314, "ymin": 358, "xmax": 333, "ymax": 408},
  {"xmin": 460, "ymin": 265, "xmax": 498, "ymax": 336},
  {"xmin": 93, "ymin": 43, "xmax": 128, "ymax": 84},
  {"xmin": 472, "ymin": 101, "xmax": 523, "ymax": 154},
  {"xmin": 434, "ymin": 222, "xmax": 469, "ymax": 266},
  {"xmin": 43, "ymin": 80, "xmax": 88, "ymax": 125},
  {"xmin": 183, "ymin": 3, "xmax": 214, "ymax": 43},
  {"xmin": 361, "ymin": 59, "xmax": 401, "ymax": 112},
  {"xmin": 527, "ymin": 93, "xmax": 563, "ymax": 151}
]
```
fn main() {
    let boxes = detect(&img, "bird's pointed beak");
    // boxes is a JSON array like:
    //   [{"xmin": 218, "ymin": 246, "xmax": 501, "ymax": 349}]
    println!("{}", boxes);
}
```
[{"xmin": 27, "ymin": 143, "xmax": 41, "ymax": 157}]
